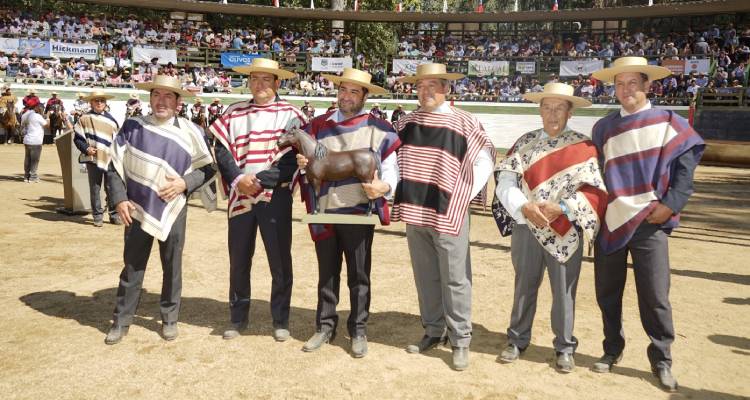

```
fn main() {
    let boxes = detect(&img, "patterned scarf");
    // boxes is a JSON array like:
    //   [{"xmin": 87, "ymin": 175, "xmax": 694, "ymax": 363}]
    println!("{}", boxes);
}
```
[{"xmin": 74, "ymin": 111, "xmax": 119, "ymax": 171}]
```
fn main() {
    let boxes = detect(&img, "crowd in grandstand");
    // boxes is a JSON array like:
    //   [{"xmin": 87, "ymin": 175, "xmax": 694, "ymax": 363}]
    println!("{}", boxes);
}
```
[{"xmin": 1, "ymin": 8, "xmax": 749, "ymax": 104}]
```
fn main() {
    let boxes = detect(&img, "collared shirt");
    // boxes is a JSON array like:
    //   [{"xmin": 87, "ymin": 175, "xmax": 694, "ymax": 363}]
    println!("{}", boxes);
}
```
[
  {"xmin": 428, "ymin": 101, "xmax": 494, "ymax": 200},
  {"xmin": 496, "ymin": 128, "xmax": 575, "ymax": 224},
  {"xmin": 325, "ymin": 108, "xmax": 399, "ymax": 199},
  {"xmin": 620, "ymin": 101, "xmax": 651, "ymax": 117}
]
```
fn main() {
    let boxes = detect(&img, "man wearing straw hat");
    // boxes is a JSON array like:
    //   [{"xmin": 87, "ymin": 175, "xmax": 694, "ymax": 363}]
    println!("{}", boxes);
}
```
[
  {"xmin": 72, "ymin": 92, "xmax": 90, "ymax": 123},
  {"xmin": 393, "ymin": 63, "xmax": 496, "ymax": 371},
  {"xmin": 589, "ymin": 57, "xmax": 705, "ymax": 391},
  {"xmin": 493, "ymin": 83, "xmax": 607, "ymax": 372},
  {"xmin": 73, "ymin": 90, "xmax": 121, "ymax": 227},
  {"xmin": 104, "ymin": 75, "xmax": 216, "ymax": 345},
  {"xmin": 295, "ymin": 67, "xmax": 400, "ymax": 358},
  {"xmin": 207, "ymin": 58, "xmax": 305, "ymax": 342}
]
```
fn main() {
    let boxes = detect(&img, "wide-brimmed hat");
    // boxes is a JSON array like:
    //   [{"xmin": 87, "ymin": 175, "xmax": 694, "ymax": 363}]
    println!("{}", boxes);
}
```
[
  {"xmin": 212, "ymin": 98, "xmax": 221, "ymax": 102},
  {"xmin": 194, "ymin": 98, "xmax": 203, "ymax": 103},
  {"xmin": 27, "ymin": 88, "xmax": 37, "ymax": 94},
  {"xmin": 591, "ymin": 56, "xmax": 672, "ymax": 83},
  {"xmin": 76, "ymin": 92, "xmax": 85, "ymax": 98},
  {"xmin": 397, "ymin": 63, "xmax": 465, "ymax": 84},
  {"xmin": 2, "ymin": 84, "xmax": 11, "ymax": 92},
  {"xmin": 232, "ymin": 57, "xmax": 296, "ymax": 80},
  {"xmin": 523, "ymin": 82, "xmax": 591, "ymax": 109},
  {"xmin": 135, "ymin": 74, "xmax": 194, "ymax": 97},
  {"xmin": 321, "ymin": 68, "xmax": 387, "ymax": 95},
  {"xmin": 84, "ymin": 91, "xmax": 115, "ymax": 101},
  {"xmin": 129, "ymin": 93, "xmax": 139, "ymax": 99}
]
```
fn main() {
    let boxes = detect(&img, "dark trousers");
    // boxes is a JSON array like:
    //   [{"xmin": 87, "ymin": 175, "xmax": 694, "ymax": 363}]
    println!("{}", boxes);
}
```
[
  {"xmin": 23, "ymin": 144, "xmax": 41, "ymax": 180},
  {"xmin": 86, "ymin": 163, "xmax": 117, "ymax": 221},
  {"xmin": 314, "ymin": 224, "xmax": 374, "ymax": 337},
  {"xmin": 594, "ymin": 221, "xmax": 674, "ymax": 369},
  {"xmin": 227, "ymin": 187, "xmax": 293, "ymax": 327},
  {"xmin": 112, "ymin": 208, "xmax": 186, "ymax": 326}
]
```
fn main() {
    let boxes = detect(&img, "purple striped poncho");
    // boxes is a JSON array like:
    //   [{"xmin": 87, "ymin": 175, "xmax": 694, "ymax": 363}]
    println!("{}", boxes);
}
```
[
  {"xmin": 111, "ymin": 115, "xmax": 215, "ymax": 241},
  {"xmin": 592, "ymin": 109, "xmax": 704, "ymax": 254}
]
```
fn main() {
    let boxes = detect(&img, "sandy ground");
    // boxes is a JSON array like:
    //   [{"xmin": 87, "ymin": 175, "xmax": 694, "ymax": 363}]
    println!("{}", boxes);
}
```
[{"xmin": 0, "ymin": 143, "xmax": 748, "ymax": 400}]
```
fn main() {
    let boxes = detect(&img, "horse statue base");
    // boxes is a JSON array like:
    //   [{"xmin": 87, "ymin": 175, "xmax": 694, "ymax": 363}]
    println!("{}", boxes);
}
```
[{"xmin": 301, "ymin": 212, "xmax": 380, "ymax": 225}]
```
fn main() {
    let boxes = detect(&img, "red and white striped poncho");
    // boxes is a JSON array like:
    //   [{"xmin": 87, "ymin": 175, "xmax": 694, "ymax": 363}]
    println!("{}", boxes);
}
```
[
  {"xmin": 208, "ymin": 99, "xmax": 305, "ymax": 218},
  {"xmin": 392, "ymin": 107, "xmax": 496, "ymax": 235}
]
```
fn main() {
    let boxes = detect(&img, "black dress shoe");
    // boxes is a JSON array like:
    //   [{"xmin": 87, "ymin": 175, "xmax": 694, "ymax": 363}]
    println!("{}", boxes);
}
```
[
  {"xmin": 499, "ymin": 344, "xmax": 524, "ymax": 363},
  {"xmin": 653, "ymin": 365, "xmax": 678, "ymax": 392},
  {"xmin": 405, "ymin": 335, "xmax": 447, "ymax": 354},
  {"xmin": 555, "ymin": 352, "xmax": 575, "ymax": 373},
  {"xmin": 104, "ymin": 324, "xmax": 129, "ymax": 345},
  {"xmin": 592, "ymin": 353, "xmax": 622, "ymax": 373}
]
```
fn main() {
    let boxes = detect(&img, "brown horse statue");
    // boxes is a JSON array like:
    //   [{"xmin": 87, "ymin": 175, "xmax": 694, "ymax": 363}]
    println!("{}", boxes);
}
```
[{"xmin": 277, "ymin": 128, "xmax": 378, "ymax": 215}]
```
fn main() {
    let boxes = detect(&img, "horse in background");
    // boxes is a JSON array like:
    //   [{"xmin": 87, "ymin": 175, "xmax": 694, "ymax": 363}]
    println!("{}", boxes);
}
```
[
  {"xmin": 47, "ymin": 103, "xmax": 66, "ymax": 143},
  {"xmin": 0, "ymin": 103, "xmax": 20, "ymax": 144}
]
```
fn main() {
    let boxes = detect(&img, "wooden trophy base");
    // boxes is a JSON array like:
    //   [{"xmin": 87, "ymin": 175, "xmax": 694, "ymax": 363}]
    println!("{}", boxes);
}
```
[{"xmin": 301, "ymin": 213, "xmax": 380, "ymax": 225}]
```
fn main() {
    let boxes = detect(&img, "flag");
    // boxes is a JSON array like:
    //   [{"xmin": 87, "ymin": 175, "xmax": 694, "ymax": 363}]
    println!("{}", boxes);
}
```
[
  {"xmin": 552, "ymin": 0, "xmax": 558, "ymax": 11},
  {"xmin": 354, "ymin": 0, "xmax": 359, "ymax": 11},
  {"xmin": 476, "ymin": 0, "xmax": 484, "ymax": 13},
  {"xmin": 273, "ymin": 0, "xmax": 279, "ymax": 7},
  {"xmin": 310, "ymin": 0, "xmax": 315, "ymax": 9},
  {"xmin": 442, "ymin": 0, "xmax": 448, "ymax": 13},
  {"xmin": 396, "ymin": 1, "xmax": 402, "ymax": 12}
]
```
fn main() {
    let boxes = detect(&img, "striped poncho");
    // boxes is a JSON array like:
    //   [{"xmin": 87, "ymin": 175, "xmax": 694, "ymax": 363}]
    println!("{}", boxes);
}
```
[
  {"xmin": 208, "ymin": 99, "xmax": 305, "ymax": 218},
  {"xmin": 111, "ymin": 115, "xmax": 215, "ymax": 241},
  {"xmin": 74, "ymin": 111, "xmax": 119, "ymax": 171},
  {"xmin": 302, "ymin": 111, "xmax": 401, "ymax": 241},
  {"xmin": 392, "ymin": 107, "xmax": 496, "ymax": 235},
  {"xmin": 496, "ymin": 128, "xmax": 608, "ymax": 262},
  {"xmin": 592, "ymin": 109, "xmax": 705, "ymax": 254}
]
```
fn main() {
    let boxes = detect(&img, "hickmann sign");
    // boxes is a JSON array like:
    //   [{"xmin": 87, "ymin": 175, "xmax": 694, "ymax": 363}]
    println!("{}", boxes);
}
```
[{"xmin": 50, "ymin": 40, "xmax": 99, "ymax": 60}]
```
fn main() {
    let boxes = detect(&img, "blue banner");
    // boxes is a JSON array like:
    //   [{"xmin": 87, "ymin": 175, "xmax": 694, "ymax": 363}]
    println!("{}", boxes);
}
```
[
  {"xmin": 18, "ymin": 39, "xmax": 50, "ymax": 58},
  {"xmin": 221, "ymin": 52, "xmax": 262, "ymax": 68}
]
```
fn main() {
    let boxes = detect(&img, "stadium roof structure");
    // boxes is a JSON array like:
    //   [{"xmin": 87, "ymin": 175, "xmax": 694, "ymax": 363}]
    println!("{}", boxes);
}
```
[{"xmin": 75, "ymin": 0, "xmax": 750, "ymax": 23}]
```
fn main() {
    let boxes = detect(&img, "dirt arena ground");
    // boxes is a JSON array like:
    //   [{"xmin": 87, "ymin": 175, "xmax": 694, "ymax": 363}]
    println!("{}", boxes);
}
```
[{"xmin": 0, "ymin": 143, "xmax": 748, "ymax": 399}]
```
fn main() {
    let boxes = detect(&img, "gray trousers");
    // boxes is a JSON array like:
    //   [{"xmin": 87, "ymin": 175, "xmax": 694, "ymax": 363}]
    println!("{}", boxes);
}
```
[
  {"xmin": 507, "ymin": 224, "xmax": 583, "ymax": 354},
  {"xmin": 23, "ymin": 144, "xmax": 41, "ymax": 180},
  {"xmin": 594, "ymin": 221, "xmax": 674, "ymax": 369},
  {"xmin": 406, "ymin": 214, "xmax": 472, "ymax": 348},
  {"xmin": 227, "ymin": 187, "xmax": 293, "ymax": 327},
  {"xmin": 86, "ymin": 163, "xmax": 117, "ymax": 221},
  {"xmin": 112, "ymin": 208, "xmax": 186, "ymax": 326}
]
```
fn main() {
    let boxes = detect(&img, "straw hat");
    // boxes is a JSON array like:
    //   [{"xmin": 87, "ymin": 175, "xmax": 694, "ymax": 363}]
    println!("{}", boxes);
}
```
[
  {"xmin": 591, "ymin": 56, "xmax": 671, "ymax": 83},
  {"xmin": 321, "ymin": 68, "xmax": 387, "ymax": 95},
  {"xmin": 194, "ymin": 98, "xmax": 203, "ymax": 103},
  {"xmin": 212, "ymin": 98, "xmax": 221, "ymax": 102},
  {"xmin": 84, "ymin": 91, "xmax": 115, "ymax": 101},
  {"xmin": 2, "ymin": 84, "xmax": 11, "ymax": 92},
  {"xmin": 135, "ymin": 74, "xmax": 194, "ymax": 97},
  {"xmin": 397, "ymin": 63, "xmax": 465, "ymax": 83},
  {"xmin": 523, "ymin": 82, "xmax": 591, "ymax": 109},
  {"xmin": 27, "ymin": 88, "xmax": 37, "ymax": 95},
  {"xmin": 76, "ymin": 92, "xmax": 85, "ymax": 98},
  {"xmin": 129, "ymin": 93, "xmax": 139, "ymax": 99},
  {"xmin": 232, "ymin": 57, "xmax": 296, "ymax": 80}
]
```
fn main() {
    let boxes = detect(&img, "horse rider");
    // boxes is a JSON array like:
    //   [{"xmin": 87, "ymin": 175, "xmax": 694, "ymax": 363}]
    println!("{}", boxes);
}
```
[{"xmin": 0, "ymin": 85, "xmax": 18, "ymax": 144}]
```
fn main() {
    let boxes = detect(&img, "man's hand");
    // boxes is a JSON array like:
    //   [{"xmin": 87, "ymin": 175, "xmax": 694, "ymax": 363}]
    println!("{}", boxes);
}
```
[
  {"xmin": 646, "ymin": 202, "xmax": 674, "ymax": 225},
  {"xmin": 158, "ymin": 175, "xmax": 187, "ymax": 201},
  {"xmin": 116, "ymin": 200, "xmax": 136, "ymax": 227},
  {"xmin": 86, "ymin": 146, "xmax": 97, "ymax": 156},
  {"xmin": 296, "ymin": 153, "xmax": 308, "ymax": 169},
  {"xmin": 538, "ymin": 201, "xmax": 564, "ymax": 222},
  {"xmin": 521, "ymin": 202, "xmax": 550, "ymax": 228},
  {"xmin": 236, "ymin": 173, "xmax": 261, "ymax": 196},
  {"xmin": 361, "ymin": 171, "xmax": 390, "ymax": 200}
]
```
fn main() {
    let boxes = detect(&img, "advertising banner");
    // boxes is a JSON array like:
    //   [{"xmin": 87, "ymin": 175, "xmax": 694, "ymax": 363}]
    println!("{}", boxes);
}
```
[
  {"xmin": 559, "ymin": 59, "xmax": 604, "ymax": 76},
  {"xmin": 0, "ymin": 38, "xmax": 19, "ymax": 54},
  {"xmin": 392, "ymin": 58, "xmax": 432, "ymax": 74},
  {"xmin": 468, "ymin": 60, "xmax": 509, "ymax": 76},
  {"xmin": 515, "ymin": 61, "xmax": 536, "ymax": 74},
  {"xmin": 220, "ymin": 52, "xmax": 262, "ymax": 67},
  {"xmin": 684, "ymin": 58, "xmax": 710, "ymax": 75},
  {"xmin": 50, "ymin": 40, "xmax": 99, "ymax": 60},
  {"xmin": 18, "ymin": 39, "xmax": 50, "ymax": 58},
  {"xmin": 132, "ymin": 47, "xmax": 178, "ymax": 65},
  {"xmin": 311, "ymin": 56, "xmax": 353, "ymax": 72},
  {"xmin": 661, "ymin": 59, "xmax": 685, "ymax": 75}
]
